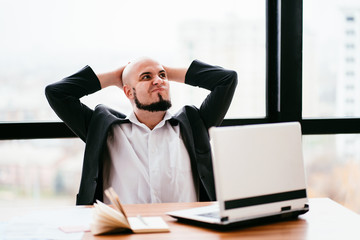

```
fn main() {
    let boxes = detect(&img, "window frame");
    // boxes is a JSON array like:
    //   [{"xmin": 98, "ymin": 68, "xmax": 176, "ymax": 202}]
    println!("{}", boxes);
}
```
[{"xmin": 1, "ymin": 0, "xmax": 359, "ymax": 140}]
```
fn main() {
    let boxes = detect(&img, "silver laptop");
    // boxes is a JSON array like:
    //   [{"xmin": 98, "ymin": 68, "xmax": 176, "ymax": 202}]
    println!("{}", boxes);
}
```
[{"xmin": 167, "ymin": 122, "xmax": 309, "ymax": 228}]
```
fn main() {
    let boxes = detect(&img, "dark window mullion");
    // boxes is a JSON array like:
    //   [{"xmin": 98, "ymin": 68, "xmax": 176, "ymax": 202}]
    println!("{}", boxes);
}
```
[
  {"xmin": 266, "ymin": 0, "xmax": 281, "ymax": 122},
  {"xmin": 301, "ymin": 119, "xmax": 360, "ymax": 135},
  {"xmin": 279, "ymin": 0, "xmax": 303, "ymax": 122},
  {"xmin": 0, "ymin": 122, "xmax": 76, "ymax": 140}
]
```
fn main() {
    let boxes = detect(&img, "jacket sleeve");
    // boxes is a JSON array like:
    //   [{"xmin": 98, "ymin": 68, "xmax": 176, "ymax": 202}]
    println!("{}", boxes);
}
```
[
  {"xmin": 45, "ymin": 66, "xmax": 101, "ymax": 142},
  {"xmin": 185, "ymin": 60, "xmax": 238, "ymax": 128}
]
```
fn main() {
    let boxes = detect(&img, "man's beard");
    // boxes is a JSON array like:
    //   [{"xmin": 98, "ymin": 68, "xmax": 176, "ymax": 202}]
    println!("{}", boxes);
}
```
[{"xmin": 133, "ymin": 88, "xmax": 172, "ymax": 112}]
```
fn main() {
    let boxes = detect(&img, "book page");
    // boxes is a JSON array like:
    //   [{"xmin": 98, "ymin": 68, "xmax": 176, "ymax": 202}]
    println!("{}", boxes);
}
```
[
  {"xmin": 91, "ymin": 188, "xmax": 170, "ymax": 235},
  {"xmin": 93, "ymin": 201, "xmax": 129, "ymax": 228},
  {"xmin": 90, "ymin": 201, "xmax": 131, "ymax": 235},
  {"xmin": 128, "ymin": 216, "xmax": 170, "ymax": 233}
]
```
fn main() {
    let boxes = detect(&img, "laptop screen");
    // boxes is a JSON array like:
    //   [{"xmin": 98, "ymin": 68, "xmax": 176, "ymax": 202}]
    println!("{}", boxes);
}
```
[{"xmin": 209, "ymin": 122, "xmax": 307, "ymax": 213}]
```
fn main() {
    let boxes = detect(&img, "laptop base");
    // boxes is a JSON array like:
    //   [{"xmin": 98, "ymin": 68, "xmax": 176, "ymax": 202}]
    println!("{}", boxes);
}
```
[{"xmin": 170, "ymin": 207, "xmax": 309, "ymax": 231}]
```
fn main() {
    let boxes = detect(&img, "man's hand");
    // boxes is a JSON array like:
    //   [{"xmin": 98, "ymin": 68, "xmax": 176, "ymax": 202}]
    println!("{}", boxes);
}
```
[
  {"xmin": 97, "ymin": 65, "xmax": 127, "ymax": 89},
  {"xmin": 163, "ymin": 66, "xmax": 187, "ymax": 84},
  {"xmin": 98, "ymin": 62, "xmax": 188, "ymax": 88}
]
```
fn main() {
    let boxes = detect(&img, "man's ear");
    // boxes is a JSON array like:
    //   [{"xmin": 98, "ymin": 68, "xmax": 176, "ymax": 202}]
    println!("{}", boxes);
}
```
[{"xmin": 123, "ymin": 85, "xmax": 134, "ymax": 99}]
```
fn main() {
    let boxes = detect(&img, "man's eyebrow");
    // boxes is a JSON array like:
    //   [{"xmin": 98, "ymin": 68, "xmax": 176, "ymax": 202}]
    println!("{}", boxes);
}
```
[
  {"xmin": 139, "ymin": 70, "xmax": 166, "ymax": 77},
  {"xmin": 139, "ymin": 72, "xmax": 151, "ymax": 77}
]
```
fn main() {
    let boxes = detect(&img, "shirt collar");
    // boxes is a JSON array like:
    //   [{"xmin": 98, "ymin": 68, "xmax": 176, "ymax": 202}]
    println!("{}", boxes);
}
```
[{"xmin": 127, "ymin": 111, "xmax": 173, "ymax": 130}]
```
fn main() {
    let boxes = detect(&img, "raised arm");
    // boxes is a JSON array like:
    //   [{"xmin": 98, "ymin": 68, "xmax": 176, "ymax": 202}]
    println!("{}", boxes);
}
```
[
  {"xmin": 184, "ymin": 60, "xmax": 238, "ymax": 128},
  {"xmin": 45, "ymin": 66, "xmax": 101, "ymax": 142},
  {"xmin": 163, "ymin": 66, "xmax": 187, "ymax": 84},
  {"xmin": 98, "ymin": 65, "xmax": 126, "ymax": 89},
  {"xmin": 45, "ymin": 64, "xmax": 126, "ymax": 142}
]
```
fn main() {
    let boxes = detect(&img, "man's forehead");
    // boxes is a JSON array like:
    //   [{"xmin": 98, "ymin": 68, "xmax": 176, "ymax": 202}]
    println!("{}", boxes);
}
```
[
  {"xmin": 122, "ymin": 57, "xmax": 164, "ymax": 84},
  {"xmin": 133, "ymin": 59, "xmax": 164, "ymax": 75}
]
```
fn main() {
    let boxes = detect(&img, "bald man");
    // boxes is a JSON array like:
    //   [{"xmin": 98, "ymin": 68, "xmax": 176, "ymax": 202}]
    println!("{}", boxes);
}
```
[{"xmin": 45, "ymin": 58, "xmax": 237, "ymax": 205}]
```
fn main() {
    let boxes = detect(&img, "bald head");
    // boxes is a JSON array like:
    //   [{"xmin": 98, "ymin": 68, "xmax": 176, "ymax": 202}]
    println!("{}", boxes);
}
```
[
  {"xmin": 120, "ymin": 56, "xmax": 171, "ymax": 116},
  {"xmin": 122, "ymin": 57, "xmax": 163, "ymax": 87}
]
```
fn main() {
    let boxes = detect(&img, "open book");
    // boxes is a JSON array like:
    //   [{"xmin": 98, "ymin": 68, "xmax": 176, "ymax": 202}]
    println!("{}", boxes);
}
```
[{"xmin": 90, "ymin": 187, "xmax": 170, "ymax": 235}]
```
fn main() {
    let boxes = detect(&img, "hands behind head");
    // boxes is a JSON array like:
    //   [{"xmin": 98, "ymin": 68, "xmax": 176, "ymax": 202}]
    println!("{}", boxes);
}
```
[
  {"xmin": 115, "ymin": 64, "xmax": 129, "ymax": 89},
  {"xmin": 97, "ymin": 64, "xmax": 128, "ymax": 89}
]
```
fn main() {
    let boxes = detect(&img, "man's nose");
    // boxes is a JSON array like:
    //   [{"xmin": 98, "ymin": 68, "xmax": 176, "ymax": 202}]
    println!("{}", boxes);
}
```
[{"xmin": 153, "ymin": 76, "xmax": 164, "ymax": 85}]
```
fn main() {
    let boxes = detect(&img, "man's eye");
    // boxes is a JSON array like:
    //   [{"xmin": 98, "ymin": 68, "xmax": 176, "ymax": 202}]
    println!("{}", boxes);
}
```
[
  {"xmin": 159, "ymin": 73, "xmax": 166, "ymax": 78},
  {"xmin": 142, "ymin": 75, "xmax": 151, "ymax": 80}
]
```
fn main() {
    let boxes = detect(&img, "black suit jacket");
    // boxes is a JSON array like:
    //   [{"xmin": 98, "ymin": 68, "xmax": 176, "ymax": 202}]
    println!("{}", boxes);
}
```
[{"xmin": 45, "ymin": 60, "xmax": 237, "ymax": 205}]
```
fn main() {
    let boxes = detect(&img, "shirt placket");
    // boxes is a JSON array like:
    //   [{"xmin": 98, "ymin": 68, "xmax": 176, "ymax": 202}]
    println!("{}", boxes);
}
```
[{"xmin": 148, "ymin": 130, "xmax": 160, "ymax": 203}]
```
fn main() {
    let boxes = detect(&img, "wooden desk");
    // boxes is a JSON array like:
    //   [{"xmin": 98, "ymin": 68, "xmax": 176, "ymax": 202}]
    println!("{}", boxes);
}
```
[{"xmin": 84, "ymin": 198, "xmax": 360, "ymax": 240}]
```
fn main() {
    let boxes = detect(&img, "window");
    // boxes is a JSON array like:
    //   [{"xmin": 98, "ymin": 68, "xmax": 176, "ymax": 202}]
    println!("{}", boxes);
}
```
[
  {"xmin": 345, "ymin": 43, "xmax": 355, "ymax": 49},
  {"xmin": 303, "ymin": 0, "xmax": 360, "ymax": 118},
  {"xmin": 346, "ymin": 16, "xmax": 355, "ymax": 22},
  {"xmin": 346, "ymin": 29, "xmax": 356, "ymax": 35},
  {"xmin": 303, "ymin": 0, "xmax": 360, "ymax": 213},
  {"xmin": 0, "ymin": 0, "xmax": 266, "ymax": 122},
  {"xmin": 346, "ymin": 71, "xmax": 355, "ymax": 76},
  {"xmin": 0, "ymin": 0, "xmax": 266, "ymax": 206},
  {"xmin": 303, "ymin": 134, "xmax": 360, "ymax": 212},
  {"xmin": 0, "ymin": 139, "xmax": 84, "ymax": 206}
]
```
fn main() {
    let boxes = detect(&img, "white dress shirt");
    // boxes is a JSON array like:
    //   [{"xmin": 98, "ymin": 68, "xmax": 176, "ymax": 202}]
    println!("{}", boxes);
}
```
[{"xmin": 103, "ymin": 111, "xmax": 198, "ymax": 204}]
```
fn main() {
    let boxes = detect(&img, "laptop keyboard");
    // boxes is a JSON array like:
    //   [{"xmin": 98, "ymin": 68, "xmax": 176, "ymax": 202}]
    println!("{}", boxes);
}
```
[{"xmin": 197, "ymin": 211, "xmax": 220, "ymax": 219}]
